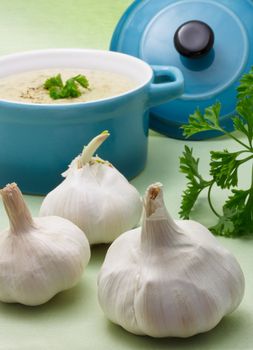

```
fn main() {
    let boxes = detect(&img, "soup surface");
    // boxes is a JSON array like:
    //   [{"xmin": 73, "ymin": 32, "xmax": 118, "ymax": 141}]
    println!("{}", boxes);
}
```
[{"xmin": 0, "ymin": 68, "xmax": 137, "ymax": 104}]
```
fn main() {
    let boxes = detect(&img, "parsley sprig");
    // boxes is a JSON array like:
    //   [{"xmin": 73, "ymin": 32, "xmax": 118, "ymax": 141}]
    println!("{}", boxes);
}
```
[
  {"xmin": 179, "ymin": 67, "xmax": 253, "ymax": 237},
  {"xmin": 44, "ymin": 73, "xmax": 89, "ymax": 100}
]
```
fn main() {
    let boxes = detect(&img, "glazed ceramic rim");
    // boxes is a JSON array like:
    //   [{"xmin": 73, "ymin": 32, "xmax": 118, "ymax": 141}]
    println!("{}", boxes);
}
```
[{"xmin": 0, "ymin": 48, "xmax": 153, "ymax": 107}]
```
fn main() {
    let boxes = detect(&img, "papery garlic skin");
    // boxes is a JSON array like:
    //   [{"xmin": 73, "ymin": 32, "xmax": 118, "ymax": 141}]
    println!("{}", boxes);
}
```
[
  {"xmin": 97, "ymin": 183, "xmax": 245, "ymax": 338},
  {"xmin": 40, "ymin": 131, "xmax": 142, "ymax": 245},
  {"xmin": 0, "ymin": 183, "xmax": 90, "ymax": 306}
]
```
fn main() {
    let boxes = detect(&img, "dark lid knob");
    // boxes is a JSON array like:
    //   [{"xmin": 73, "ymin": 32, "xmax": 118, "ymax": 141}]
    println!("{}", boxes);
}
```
[{"xmin": 174, "ymin": 20, "xmax": 214, "ymax": 59}]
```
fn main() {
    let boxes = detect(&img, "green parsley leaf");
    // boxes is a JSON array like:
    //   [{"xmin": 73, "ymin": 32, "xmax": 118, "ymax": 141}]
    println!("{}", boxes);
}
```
[
  {"xmin": 236, "ymin": 98, "xmax": 253, "ymax": 148},
  {"xmin": 210, "ymin": 207, "xmax": 238, "ymax": 237},
  {"xmin": 237, "ymin": 66, "xmax": 253, "ymax": 100},
  {"xmin": 232, "ymin": 115, "xmax": 249, "ymax": 138},
  {"xmin": 210, "ymin": 150, "xmax": 243, "ymax": 189},
  {"xmin": 210, "ymin": 189, "xmax": 252, "ymax": 237},
  {"xmin": 182, "ymin": 102, "xmax": 222, "ymax": 137},
  {"xmin": 63, "ymin": 78, "xmax": 81, "ymax": 98},
  {"xmin": 48, "ymin": 86, "xmax": 63, "ymax": 99},
  {"xmin": 179, "ymin": 68, "xmax": 253, "ymax": 237},
  {"xmin": 44, "ymin": 74, "xmax": 63, "ymax": 89},
  {"xmin": 73, "ymin": 74, "xmax": 89, "ymax": 89},
  {"xmin": 44, "ymin": 73, "xmax": 89, "ymax": 100},
  {"xmin": 179, "ymin": 146, "xmax": 211, "ymax": 219}
]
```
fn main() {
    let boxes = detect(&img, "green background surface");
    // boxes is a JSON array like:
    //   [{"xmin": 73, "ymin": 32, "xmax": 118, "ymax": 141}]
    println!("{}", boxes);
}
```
[{"xmin": 0, "ymin": 1, "xmax": 252, "ymax": 349}]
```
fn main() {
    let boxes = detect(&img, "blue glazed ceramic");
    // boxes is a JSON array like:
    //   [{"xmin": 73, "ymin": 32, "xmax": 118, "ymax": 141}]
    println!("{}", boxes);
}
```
[
  {"xmin": 111, "ymin": 0, "xmax": 253, "ymax": 140},
  {"xmin": 0, "ymin": 49, "xmax": 183, "ymax": 194}
]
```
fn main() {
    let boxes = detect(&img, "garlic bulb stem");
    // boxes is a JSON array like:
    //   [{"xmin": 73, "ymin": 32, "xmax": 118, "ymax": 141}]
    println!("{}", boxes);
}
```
[
  {"xmin": 78, "ymin": 130, "xmax": 110, "ymax": 167},
  {"xmin": 141, "ymin": 183, "xmax": 184, "ymax": 251},
  {"xmin": 0, "ymin": 183, "xmax": 35, "ymax": 233},
  {"xmin": 143, "ymin": 182, "xmax": 162, "ymax": 217}
]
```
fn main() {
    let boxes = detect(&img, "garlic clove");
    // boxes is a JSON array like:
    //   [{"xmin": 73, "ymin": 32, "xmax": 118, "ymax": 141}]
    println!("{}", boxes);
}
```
[
  {"xmin": 97, "ymin": 183, "xmax": 245, "ymax": 337},
  {"xmin": 40, "ymin": 131, "xmax": 142, "ymax": 245},
  {"xmin": 0, "ymin": 183, "xmax": 90, "ymax": 306}
]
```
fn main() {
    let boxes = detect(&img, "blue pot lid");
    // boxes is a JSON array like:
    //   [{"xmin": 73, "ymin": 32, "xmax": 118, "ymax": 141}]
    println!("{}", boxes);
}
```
[{"xmin": 111, "ymin": 0, "xmax": 253, "ymax": 140}]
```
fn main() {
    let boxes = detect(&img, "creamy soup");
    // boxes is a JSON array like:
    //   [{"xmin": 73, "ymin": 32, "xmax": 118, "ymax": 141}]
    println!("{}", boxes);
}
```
[{"xmin": 0, "ymin": 68, "xmax": 137, "ymax": 104}]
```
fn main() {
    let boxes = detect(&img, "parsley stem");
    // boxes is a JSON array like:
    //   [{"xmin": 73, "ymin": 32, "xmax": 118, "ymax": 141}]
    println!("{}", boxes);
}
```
[
  {"xmin": 221, "ymin": 129, "xmax": 252, "ymax": 150},
  {"xmin": 239, "ymin": 155, "xmax": 253, "ymax": 165},
  {"xmin": 244, "ymin": 165, "xmax": 253, "ymax": 226},
  {"xmin": 250, "ymin": 165, "xmax": 253, "ymax": 198},
  {"xmin": 207, "ymin": 182, "xmax": 221, "ymax": 218}
]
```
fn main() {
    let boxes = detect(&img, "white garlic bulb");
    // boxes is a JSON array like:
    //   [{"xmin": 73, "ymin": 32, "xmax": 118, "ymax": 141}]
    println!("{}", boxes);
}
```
[
  {"xmin": 0, "ymin": 183, "xmax": 90, "ymax": 306},
  {"xmin": 98, "ymin": 183, "xmax": 245, "ymax": 338},
  {"xmin": 40, "ymin": 131, "xmax": 142, "ymax": 245}
]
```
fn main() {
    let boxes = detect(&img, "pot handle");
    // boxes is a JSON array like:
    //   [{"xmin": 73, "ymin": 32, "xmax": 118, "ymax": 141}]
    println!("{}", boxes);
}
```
[{"xmin": 147, "ymin": 65, "xmax": 184, "ymax": 108}]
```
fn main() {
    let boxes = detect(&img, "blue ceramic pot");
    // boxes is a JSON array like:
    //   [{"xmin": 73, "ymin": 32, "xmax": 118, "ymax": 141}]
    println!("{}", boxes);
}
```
[
  {"xmin": 0, "ymin": 49, "xmax": 183, "ymax": 194},
  {"xmin": 110, "ymin": 0, "xmax": 253, "ymax": 140}
]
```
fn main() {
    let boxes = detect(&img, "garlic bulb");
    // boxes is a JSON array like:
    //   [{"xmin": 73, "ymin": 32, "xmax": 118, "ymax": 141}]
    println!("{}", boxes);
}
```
[
  {"xmin": 40, "ymin": 131, "xmax": 142, "ymax": 245},
  {"xmin": 98, "ymin": 183, "xmax": 245, "ymax": 338},
  {"xmin": 0, "ymin": 183, "xmax": 90, "ymax": 306}
]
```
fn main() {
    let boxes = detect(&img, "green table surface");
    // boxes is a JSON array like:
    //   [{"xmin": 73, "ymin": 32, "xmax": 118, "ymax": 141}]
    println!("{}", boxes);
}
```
[{"xmin": 0, "ymin": 1, "xmax": 252, "ymax": 349}]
